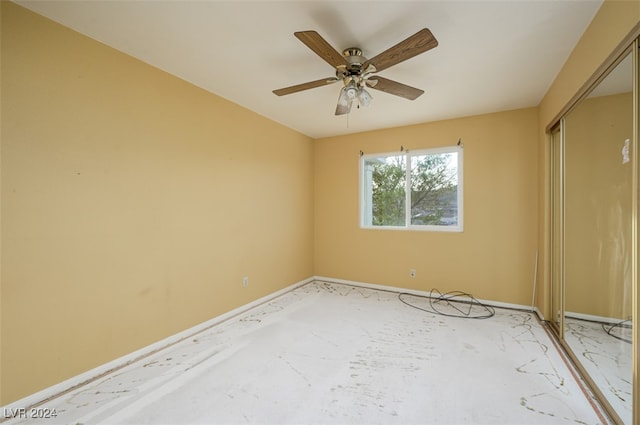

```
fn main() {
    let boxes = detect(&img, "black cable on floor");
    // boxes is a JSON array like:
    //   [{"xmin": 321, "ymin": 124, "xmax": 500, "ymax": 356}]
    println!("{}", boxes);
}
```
[
  {"xmin": 398, "ymin": 289, "xmax": 495, "ymax": 319},
  {"xmin": 602, "ymin": 319, "xmax": 632, "ymax": 344}
]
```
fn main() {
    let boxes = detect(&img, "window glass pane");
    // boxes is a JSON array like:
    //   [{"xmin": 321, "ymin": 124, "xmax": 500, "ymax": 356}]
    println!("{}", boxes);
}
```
[
  {"xmin": 410, "ymin": 152, "xmax": 458, "ymax": 226},
  {"xmin": 364, "ymin": 155, "xmax": 406, "ymax": 226}
]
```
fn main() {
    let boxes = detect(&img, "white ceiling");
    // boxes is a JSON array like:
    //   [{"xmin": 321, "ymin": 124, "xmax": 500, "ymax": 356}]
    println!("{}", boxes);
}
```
[{"xmin": 16, "ymin": 0, "xmax": 603, "ymax": 139}]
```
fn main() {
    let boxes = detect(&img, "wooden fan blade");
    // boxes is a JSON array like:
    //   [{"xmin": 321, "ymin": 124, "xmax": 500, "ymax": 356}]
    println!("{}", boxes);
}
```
[
  {"xmin": 364, "ymin": 28, "xmax": 438, "ymax": 73},
  {"xmin": 366, "ymin": 76, "xmax": 424, "ymax": 100},
  {"xmin": 273, "ymin": 77, "xmax": 337, "ymax": 96},
  {"xmin": 294, "ymin": 31, "xmax": 349, "ymax": 68}
]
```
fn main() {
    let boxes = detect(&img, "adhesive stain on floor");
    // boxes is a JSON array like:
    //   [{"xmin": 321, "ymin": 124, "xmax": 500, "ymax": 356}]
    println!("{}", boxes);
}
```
[
  {"xmin": 564, "ymin": 317, "xmax": 632, "ymax": 424},
  {"xmin": 5, "ymin": 281, "xmax": 608, "ymax": 424}
]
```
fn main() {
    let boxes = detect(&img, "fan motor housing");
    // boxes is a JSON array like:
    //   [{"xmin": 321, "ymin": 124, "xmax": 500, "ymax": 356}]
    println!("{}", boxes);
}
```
[{"xmin": 342, "ymin": 47, "xmax": 366, "ymax": 75}]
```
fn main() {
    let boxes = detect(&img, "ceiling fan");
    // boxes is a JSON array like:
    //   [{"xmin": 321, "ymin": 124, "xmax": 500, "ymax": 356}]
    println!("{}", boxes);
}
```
[{"xmin": 273, "ymin": 28, "xmax": 438, "ymax": 115}]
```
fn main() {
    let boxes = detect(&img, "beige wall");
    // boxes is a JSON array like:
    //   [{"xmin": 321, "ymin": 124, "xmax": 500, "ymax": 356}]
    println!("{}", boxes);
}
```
[
  {"xmin": 3, "ymin": 0, "xmax": 639, "ymax": 409},
  {"xmin": 539, "ymin": 0, "xmax": 639, "ymax": 128},
  {"xmin": 564, "ymin": 93, "xmax": 634, "ymax": 318},
  {"xmin": 537, "ymin": 0, "xmax": 640, "ymax": 318},
  {"xmin": 314, "ymin": 108, "xmax": 539, "ymax": 305},
  {"xmin": 0, "ymin": 0, "xmax": 4, "ymax": 407},
  {"xmin": 0, "ymin": 2, "xmax": 314, "ymax": 404}
]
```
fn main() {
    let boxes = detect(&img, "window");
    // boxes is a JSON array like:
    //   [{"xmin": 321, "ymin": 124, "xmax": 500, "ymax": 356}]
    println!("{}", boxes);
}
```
[{"xmin": 360, "ymin": 146, "xmax": 463, "ymax": 231}]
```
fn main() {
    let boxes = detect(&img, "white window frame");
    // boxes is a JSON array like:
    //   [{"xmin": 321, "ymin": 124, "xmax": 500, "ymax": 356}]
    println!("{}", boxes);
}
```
[{"xmin": 360, "ymin": 146, "xmax": 463, "ymax": 232}]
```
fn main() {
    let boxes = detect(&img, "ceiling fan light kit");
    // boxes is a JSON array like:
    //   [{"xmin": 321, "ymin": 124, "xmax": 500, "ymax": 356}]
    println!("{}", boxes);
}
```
[
  {"xmin": 273, "ymin": 28, "xmax": 438, "ymax": 116},
  {"xmin": 357, "ymin": 87, "xmax": 372, "ymax": 107},
  {"xmin": 336, "ymin": 77, "xmax": 373, "ymax": 114}
]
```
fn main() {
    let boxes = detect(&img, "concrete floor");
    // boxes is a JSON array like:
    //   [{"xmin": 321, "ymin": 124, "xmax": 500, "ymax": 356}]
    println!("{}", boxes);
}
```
[
  {"xmin": 4, "ymin": 281, "xmax": 610, "ymax": 424},
  {"xmin": 565, "ymin": 317, "xmax": 632, "ymax": 424}
]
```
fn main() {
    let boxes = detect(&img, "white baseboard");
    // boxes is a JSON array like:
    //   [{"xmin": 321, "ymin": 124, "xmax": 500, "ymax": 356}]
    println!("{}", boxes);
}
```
[
  {"xmin": 565, "ymin": 310, "xmax": 630, "ymax": 325},
  {"xmin": 313, "ymin": 275, "xmax": 538, "ymax": 314},
  {"xmin": 3, "ymin": 275, "xmax": 541, "ymax": 411},
  {"xmin": 532, "ymin": 306, "xmax": 545, "ymax": 322},
  {"xmin": 1, "ymin": 276, "xmax": 314, "ymax": 411}
]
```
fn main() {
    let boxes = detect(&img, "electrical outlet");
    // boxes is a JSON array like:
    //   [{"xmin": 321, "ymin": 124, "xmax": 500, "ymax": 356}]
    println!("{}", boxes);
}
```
[
  {"xmin": 409, "ymin": 269, "xmax": 416, "ymax": 278},
  {"xmin": 242, "ymin": 276, "xmax": 249, "ymax": 287}
]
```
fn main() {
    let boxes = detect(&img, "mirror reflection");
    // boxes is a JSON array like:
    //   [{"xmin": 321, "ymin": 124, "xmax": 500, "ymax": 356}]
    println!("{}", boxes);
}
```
[{"xmin": 562, "ymin": 51, "xmax": 633, "ymax": 423}]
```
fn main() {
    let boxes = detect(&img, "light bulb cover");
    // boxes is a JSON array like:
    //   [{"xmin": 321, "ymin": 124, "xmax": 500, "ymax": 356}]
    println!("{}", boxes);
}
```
[
  {"xmin": 337, "ymin": 87, "xmax": 350, "ymax": 107},
  {"xmin": 358, "ymin": 87, "xmax": 372, "ymax": 107}
]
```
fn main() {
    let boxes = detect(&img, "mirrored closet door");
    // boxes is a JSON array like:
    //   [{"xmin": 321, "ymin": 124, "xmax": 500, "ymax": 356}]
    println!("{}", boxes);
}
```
[{"xmin": 551, "ymin": 43, "xmax": 636, "ymax": 424}]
